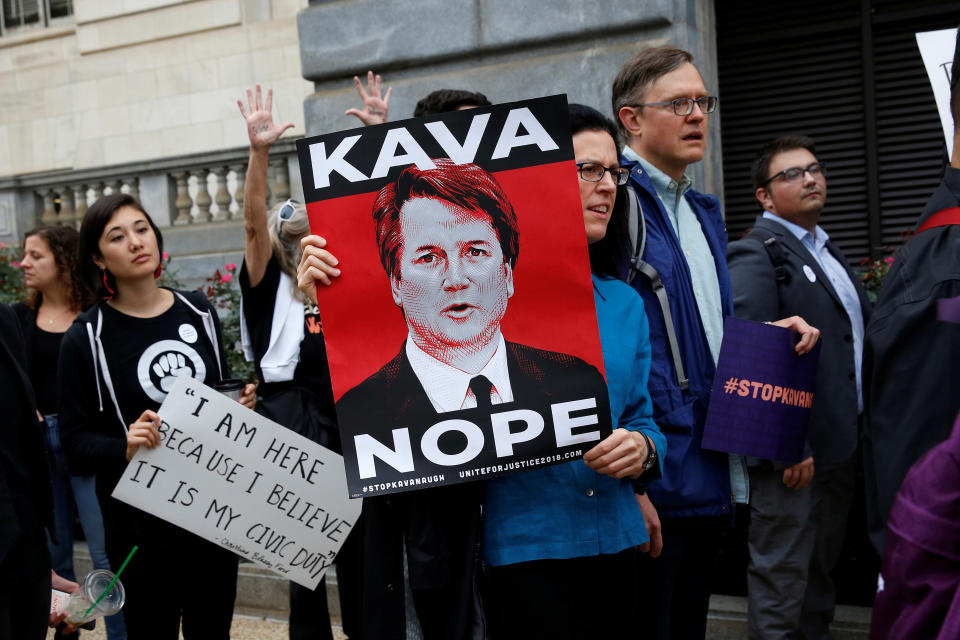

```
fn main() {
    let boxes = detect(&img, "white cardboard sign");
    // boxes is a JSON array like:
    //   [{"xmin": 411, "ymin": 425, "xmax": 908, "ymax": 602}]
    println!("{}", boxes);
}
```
[
  {"xmin": 916, "ymin": 28, "xmax": 958, "ymax": 151},
  {"xmin": 112, "ymin": 376, "xmax": 362, "ymax": 589}
]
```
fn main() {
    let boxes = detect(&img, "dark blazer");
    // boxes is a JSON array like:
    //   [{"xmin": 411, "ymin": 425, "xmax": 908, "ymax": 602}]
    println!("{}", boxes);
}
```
[
  {"xmin": 336, "ymin": 340, "xmax": 608, "ymax": 640},
  {"xmin": 727, "ymin": 216, "xmax": 872, "ymax": 466},
  {"xmin": 0, "ymin": 303, "xmax": 53, "ymax": 578}
]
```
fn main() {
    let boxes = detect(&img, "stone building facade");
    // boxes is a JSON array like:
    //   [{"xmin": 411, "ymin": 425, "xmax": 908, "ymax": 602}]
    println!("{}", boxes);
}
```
[
  {"xmin": 0, "ymin": 0, "xmax": 312, "ymax": 283},
  {"xmin": 297, "ymin": 0, "xmax": 722, "ymax": 199}
]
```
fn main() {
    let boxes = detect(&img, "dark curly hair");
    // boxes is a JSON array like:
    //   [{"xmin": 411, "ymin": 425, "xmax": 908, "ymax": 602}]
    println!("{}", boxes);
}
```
[{"xmin": 23, "ymin": 225, "xmax": 96, "ymax": 312}]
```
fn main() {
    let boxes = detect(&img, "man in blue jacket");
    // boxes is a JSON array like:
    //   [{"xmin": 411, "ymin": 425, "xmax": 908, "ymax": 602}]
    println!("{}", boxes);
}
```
[{"xmin": 612, "ymin": 46, "xmax": 819, "ymax": 639}]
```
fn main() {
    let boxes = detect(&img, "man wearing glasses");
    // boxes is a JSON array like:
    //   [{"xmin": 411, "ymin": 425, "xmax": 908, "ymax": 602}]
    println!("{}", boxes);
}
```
[
  {"xmin": 611, "ymin": 47, "xmax": 819, "ymax": 639},
  {"xmin": 727, "ymin": 135, "xmax": 871, "ymax": 639}
]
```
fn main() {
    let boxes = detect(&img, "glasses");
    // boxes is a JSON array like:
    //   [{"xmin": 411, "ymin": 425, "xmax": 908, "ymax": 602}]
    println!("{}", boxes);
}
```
[
  {"xmin": 635, "ymin": 96, "xmax": 718, "ymax": 116},
  {"xmin": 276, "ymin": 198, "xmax": 301, "ymax": 234},
  {"xmin": 576, "ymin": 162, "xmax": 630, "ymax": 186},
  {"xmin": 763, "ymin": 162, "xmax": 826, "ymax": 186}
]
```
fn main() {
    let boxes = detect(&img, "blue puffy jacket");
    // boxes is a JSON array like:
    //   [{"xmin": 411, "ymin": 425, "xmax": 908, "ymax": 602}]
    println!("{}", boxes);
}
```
[{"xmin": 620, "ymin": 159, "xmax": 734, "ymax": 519}]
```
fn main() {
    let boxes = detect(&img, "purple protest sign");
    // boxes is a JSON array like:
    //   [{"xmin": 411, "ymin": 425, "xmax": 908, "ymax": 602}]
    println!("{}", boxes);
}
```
[
  {"xmin": 937, "ymin": 295, "xmax": 960, "ymax": 324},
  {"xmin": 702, "ymin": 317, "xmax": 821, "ymax": 463}
]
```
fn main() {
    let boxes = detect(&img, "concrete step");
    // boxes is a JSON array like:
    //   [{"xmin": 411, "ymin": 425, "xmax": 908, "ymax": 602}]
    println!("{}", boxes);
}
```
[
  {"xmin": 75, "ymin": 544, "xmax": 871, "ymax": 637},
  {"xmin": 706, "ymin": 594, "xmax": 871, "ymax": 639}
]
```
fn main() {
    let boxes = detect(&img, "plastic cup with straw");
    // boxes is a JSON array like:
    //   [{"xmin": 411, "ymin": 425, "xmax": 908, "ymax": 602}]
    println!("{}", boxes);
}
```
[{"xmin": 65, "ymin": 546, "xmax": 137, "ymax": 625}]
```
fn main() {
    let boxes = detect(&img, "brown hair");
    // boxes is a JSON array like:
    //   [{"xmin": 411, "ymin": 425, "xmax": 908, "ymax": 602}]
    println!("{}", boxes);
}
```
[
  {"xmin": 23, "ymin": 225, "xmax": 96, "ymax": 312},
  {"xmin": 372, "ymin": 159, "xmax": 519, "ymax": 280},
  {"xmin": 611, "ymin": 46, "xmax": 694, "ymax": 139}
]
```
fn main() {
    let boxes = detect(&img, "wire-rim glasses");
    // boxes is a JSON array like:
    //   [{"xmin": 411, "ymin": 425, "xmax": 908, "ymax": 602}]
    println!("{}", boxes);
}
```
[{"xmin": 635, "ymin": 96, "xmax": 718, "ymax": 116}]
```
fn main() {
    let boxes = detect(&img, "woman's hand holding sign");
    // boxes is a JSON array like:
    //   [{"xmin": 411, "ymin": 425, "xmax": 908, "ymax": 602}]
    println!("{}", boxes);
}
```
[
  {"xmin": 583, "ymin": 429, "xmax": 653, "ymax": 479},
  {"xmin": 770, "ymin": 315, "xmax": 821, "ymax": 355},
  {"xmin": 126, "ymin": 409, "xmax": 162, "ymax": 461},
  {"xmin": 297, "ymin": 235, "xmax": 342, "ymax": 303}
]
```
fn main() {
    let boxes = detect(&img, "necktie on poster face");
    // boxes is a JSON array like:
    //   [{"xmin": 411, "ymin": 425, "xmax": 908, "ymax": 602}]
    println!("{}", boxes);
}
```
[{"xmin": 469, "ymin": 375, "xmax": 494, "ymax": 409}]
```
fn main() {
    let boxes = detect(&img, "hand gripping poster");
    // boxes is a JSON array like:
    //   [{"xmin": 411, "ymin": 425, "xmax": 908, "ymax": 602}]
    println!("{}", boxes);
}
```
[{"xmin": 296, "ymin": 95, "xmax": 612, "ymax": 497}]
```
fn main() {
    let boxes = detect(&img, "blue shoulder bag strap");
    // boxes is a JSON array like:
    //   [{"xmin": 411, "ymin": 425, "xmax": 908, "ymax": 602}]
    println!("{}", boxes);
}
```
[{"xmin": 625, "ymin": 186, "xmax": 689, "ymax": 391}]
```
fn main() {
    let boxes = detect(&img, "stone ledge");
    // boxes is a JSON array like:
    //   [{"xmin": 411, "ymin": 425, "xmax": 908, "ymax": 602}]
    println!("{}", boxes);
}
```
[{"xmin": 297, "ymin": 0, "xmax": 671, "ymax": 82}]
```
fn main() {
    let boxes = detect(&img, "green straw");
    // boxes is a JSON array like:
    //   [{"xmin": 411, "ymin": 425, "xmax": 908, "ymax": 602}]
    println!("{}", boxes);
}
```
[{"xmin": 84, "ymin": 545, "xmax": 137, "ymax": 617}]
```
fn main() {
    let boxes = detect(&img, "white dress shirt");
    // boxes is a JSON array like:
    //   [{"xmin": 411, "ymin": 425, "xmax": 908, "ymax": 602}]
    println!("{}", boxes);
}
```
[{"xmin": 405, "ymin": 332, "xmax": 514, "ymax": 412}]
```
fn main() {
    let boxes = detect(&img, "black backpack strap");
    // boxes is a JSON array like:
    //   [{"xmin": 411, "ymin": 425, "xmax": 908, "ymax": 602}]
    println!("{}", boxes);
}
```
[
  {"xmin": 625, "ymin": 186, "xmax": 689, "ymax": 392},
  {"xmin": 745, "ymin": 227, "xmax": 790, "ymax": 285}
]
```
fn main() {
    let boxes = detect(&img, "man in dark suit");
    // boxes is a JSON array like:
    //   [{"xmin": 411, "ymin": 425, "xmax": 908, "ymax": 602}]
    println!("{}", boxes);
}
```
[{"xmin": 727, "ymin": 135, "xmax": 871, "ymax": 639}]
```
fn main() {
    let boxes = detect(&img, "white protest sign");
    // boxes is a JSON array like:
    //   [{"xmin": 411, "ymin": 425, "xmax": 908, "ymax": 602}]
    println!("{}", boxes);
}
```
[
  {"xmin": 112, "ymin": 376, "xmax": 362, "ymax": 589},
  {"xmin": 916, "ymin": 28, "xmax": 957, "ymax": 150}
]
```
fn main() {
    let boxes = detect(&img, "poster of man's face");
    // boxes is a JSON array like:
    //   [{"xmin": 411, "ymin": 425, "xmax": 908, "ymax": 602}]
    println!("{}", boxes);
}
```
[
  {"xmin": 298, "ymin": 96, "xmax": 612, "ymax": 497},
  {"xmin": 378, "ymin": 161, "xmax": 516, "ymax": 366}
]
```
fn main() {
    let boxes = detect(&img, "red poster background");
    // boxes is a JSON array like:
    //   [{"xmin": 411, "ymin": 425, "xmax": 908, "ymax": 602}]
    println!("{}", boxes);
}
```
[{"xmin": 307, "ymin": 159, "xmax": 605, "ymax": 402}]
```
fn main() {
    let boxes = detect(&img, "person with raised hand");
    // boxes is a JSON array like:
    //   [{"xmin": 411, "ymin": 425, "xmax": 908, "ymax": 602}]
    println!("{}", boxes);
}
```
[
  {"xmin": 345, "ymin": 70, "xmax": 392, "ymax": 126},
  {"xmin": 236, "ymin": 84, "xmax": 356, "ymax": 640}
]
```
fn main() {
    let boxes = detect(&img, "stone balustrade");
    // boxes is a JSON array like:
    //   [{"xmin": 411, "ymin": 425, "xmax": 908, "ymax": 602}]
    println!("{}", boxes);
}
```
[{"xmin": 1, "ymin": 139, "xmax": 303, "ymax": 234}]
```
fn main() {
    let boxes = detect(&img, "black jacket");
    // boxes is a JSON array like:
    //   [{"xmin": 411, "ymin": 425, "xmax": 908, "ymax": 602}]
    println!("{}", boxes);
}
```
[
  {"xmin": 863, "ymin": 165, "xmax": 960, "ymax": 552},
  {"xmin": 727, "ymin": 216, "xmax": 871, "ymax": 467},
  {"xmin": 0, "ymin": 303, "xmax": 54, "ymax": 578}
]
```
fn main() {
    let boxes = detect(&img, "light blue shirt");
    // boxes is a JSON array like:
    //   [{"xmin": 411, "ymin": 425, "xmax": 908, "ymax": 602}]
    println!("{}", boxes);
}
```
[
  {"xmin": 623, "ymin": 146, "xmax": 748, "ymax": 504},
  {"xmin": 624, "ymin": 148, "xmax": 725, "ymax": 363},
  {"xmin": 762, "ymin": 212, "xmax": 865, "ymax": 411}
]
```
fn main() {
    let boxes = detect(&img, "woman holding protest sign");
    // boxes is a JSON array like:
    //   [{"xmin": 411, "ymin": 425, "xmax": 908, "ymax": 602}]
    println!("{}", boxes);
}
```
[
  {"xmin": 475, "ymin": 104, "xmax": 665, "ymax": 638},
  {"xmin": 235, "ymin": 84, "xmax": 355, "ymax": 640},
  {"xmin": 58, "ymin": 193, "xmax": 255, "ymax": 640}
]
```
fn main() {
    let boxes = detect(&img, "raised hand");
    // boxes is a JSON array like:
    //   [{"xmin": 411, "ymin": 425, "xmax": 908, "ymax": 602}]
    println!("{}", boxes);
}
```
[
  {"xmin": 237, "ymin": 84, "xmax": 295, "ymax": 151},
  {"xmin": 345, "ymin": 70, "xmax": 392, "ymax": 126}
]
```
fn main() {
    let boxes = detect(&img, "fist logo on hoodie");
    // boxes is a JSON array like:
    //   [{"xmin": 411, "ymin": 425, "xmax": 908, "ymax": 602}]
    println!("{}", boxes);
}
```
[{"xmin": 137, "ymin": 339, "xmax": 206, "ymax": 403}]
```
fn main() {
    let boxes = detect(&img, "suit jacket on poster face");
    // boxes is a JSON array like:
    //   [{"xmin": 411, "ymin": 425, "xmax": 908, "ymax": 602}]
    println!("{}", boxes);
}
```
[
  {"xmin": 727, "ymin": 216, "xmax": 872, "ymax": 466},
  {"xmin": 335, "ymin": 340, "xmax": 609, "ymax": 640}
]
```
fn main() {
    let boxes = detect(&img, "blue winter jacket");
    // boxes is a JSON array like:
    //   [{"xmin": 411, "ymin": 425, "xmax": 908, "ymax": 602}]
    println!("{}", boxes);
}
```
[{"xmin": 620, "ymin": 159, "xmax": 734, "ymax": 519}]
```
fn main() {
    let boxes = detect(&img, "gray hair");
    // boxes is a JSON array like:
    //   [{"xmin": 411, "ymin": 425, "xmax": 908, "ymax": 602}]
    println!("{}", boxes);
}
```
[{"xmin": 267, "ymin": 201, "xmax": 310, "ymax": 302}]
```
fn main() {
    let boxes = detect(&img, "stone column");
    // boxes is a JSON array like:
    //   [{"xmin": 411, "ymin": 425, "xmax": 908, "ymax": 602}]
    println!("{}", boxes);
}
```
[
  {"xmin": 73, "ymin": 185, "xmax": 88, "ymax": 225},
  {"xmin": 58, "ymin": 189, "xmax": 75, "ymax": 225},
  {"xmin": 212, "ymin": 167, "xmax": 231, "ymax": 221},
  {"xmin": 271, "ymin": 158, "xmax": 291, "ymax": 203},
  {"xmin": 40, "ymin": 189, "xmax": 57, "ymax": 224},
  {"xmin": 231, "ymin": 164, "xmax": 245, "ymax": 220},
  {"xmin": 173, "ymin": 173, "xmax": 193, "ymax": 225},
  {"xmin": 193, "ymin": 169, "xmax": 212, "ymax": 223}
]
